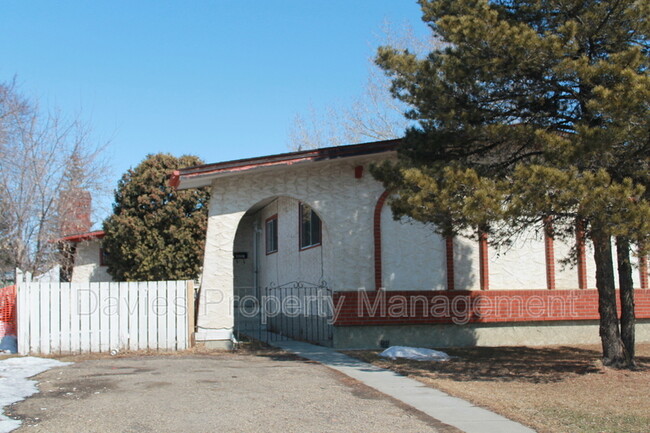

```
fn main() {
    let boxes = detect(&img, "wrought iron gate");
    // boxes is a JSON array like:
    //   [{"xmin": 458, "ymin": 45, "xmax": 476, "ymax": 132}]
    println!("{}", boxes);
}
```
[{"xmin": 234, "ymin": 281, "xmax": 333, "ymax": 346}]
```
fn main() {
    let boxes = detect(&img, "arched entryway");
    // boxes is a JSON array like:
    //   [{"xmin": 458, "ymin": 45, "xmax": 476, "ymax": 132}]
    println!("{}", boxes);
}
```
[{"xmin": 232, "ymin": 195, "xmax": 333, "ymax": 346}]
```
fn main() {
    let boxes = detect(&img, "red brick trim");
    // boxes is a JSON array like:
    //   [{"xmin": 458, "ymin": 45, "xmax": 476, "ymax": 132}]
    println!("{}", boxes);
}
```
[
  {"xmin": 640, "ymin": 256, "xmax": 649, "ymax": 289},
  {"xmin": 373, "ymin": 190, "xmax": 391, "ymax": 290},
  {"xmin": 576, "ymin": 220, "xmax": 588, "ymax": 289},
  {"xmin": 479, "ymin": 232, "xmax": 489, "ymax": 290},
  {"xmin": 544, "ymin": 218, "xmax": 556, "ymax": 290},
  {"xmin": 332, "ymin": 289, "xmax": 650, "ymax": 326},
  {"xmin": 446, "ymin": 237, "xmax": 455, "ymax": 290}
]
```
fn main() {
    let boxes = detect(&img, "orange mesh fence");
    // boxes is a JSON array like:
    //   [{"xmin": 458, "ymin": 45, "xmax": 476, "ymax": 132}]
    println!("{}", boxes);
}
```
[{"xmin": 0, "ymin": 285, "xmax": 17, "ymax": 337}]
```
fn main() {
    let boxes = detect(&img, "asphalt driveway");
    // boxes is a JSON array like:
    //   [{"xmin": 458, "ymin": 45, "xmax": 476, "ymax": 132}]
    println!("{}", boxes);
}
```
[{"xmin": 8, "ymin": 351, "xmax": 449, "ymax": 433}]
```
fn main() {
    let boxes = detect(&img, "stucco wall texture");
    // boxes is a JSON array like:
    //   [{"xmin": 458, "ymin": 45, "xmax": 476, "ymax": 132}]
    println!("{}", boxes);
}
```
[
  {"xmin": 71, "ymin": 239, "xmax": 112, "ymax": 283},
  {"xmin": 198, "ymin": 156, "xmax": 381, "ymax": 336},
  {"xmin": 256, "ymin": 196, "xmax": 326, "ymax": 289},
  {"xmin": 232, "ymin": 197, "xmax": 326, "ymax": 300},
  {"xmin": 333, "ymin": 321, "xmax": 650, "ymax": 349},
  {"xmin": 195, "ymin": 154, "xmax": 644, "ymax": 343}
]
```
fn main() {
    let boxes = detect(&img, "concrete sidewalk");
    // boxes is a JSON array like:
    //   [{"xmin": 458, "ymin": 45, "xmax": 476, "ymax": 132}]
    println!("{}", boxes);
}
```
[{"xmin": 274, "ymin": 340, "xmax": 536, "ymax": 433}]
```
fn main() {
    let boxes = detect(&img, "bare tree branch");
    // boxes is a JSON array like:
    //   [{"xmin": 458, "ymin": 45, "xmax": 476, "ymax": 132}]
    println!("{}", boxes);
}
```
[
  {"xmin": 287, "ymin": 20, "xmax": 440, "ymax": 150},
  {"xmin": 0, "ymin": 81, "xmax": 111, "ymax": 276}
]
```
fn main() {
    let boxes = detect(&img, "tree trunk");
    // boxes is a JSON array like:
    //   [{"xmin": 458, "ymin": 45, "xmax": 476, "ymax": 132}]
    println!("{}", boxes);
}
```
[
  {"xmin": 591, "ymin": 230, "xmax": 629, "ymax": 368},
  {"xmin": 616, "ymin": 236, "xmax": 635, "ymax": 365}
]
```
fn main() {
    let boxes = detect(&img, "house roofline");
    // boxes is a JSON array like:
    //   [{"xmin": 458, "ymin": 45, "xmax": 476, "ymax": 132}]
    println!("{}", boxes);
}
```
[
  {"xmin": 58, "ymin": 230, "xmax": 105, "ymax": 243},
  {"xmin": 169, "ymin": 139, "xmax": 401, "ymax": 190}
]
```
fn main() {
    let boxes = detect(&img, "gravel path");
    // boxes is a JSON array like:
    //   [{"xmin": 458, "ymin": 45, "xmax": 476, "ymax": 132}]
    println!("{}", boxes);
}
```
[{"xmin": 8, "ymin": 353, "xmax": 449, "ymax": 433}]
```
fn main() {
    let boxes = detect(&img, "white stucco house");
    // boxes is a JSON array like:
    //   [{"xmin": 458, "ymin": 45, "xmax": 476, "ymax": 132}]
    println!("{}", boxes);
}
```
[
  {"xmin": 59, "ymin": 230, "xmax": 113, "ymax": 283},
  {"xmin": 171, "ymin": 139, "xmax": 650, "ymax": 349}
]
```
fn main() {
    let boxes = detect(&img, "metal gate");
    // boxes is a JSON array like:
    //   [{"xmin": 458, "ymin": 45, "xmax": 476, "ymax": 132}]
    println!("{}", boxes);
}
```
[{"xmin": 234, "ymin": 281, "xmax": 333, "ymax": 346}]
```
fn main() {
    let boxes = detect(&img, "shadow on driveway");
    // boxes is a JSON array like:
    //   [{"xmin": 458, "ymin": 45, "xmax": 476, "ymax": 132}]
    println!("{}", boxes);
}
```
[{"xmin": 9, "ymin": 352, "xmax": 456, "ymax": 433}]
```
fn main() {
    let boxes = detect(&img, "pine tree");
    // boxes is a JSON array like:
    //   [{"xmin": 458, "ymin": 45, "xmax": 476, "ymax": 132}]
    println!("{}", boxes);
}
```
[
  {"xmin": 372, "ymin": 0, "xmax": 649, "ymax": 368},
  {"xmin": 102, "ymin": 154, "xmax": 210, "ymax": 281}
]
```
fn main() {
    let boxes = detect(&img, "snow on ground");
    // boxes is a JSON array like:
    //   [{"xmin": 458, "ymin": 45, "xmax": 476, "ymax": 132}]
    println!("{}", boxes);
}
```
[
  {"xmin": 379, "ymin": 346, "xmax": 452, "ymax": 361},
  {"xmin": 0, "ymin": 357, "xmax": 72, "ymax": 433}
]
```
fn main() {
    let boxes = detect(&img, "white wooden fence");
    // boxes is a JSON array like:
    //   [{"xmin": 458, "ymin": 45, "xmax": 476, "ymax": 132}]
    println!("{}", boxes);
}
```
[{"xmin": 17, "ymin": 280, "xmax": 195, "ymax": 355}]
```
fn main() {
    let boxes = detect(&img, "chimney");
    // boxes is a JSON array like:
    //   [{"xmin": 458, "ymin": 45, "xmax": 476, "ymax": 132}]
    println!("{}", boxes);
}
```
[{"xmin": 59, "ymin": 190, "xmax": 92, "ymax": 236}]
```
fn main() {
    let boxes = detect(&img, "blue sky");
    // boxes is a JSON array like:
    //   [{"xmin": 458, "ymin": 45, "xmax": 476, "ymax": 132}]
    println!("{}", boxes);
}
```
[{"xmin": 1, "ymin": 1, "xmax": 427, "ymax": 185}]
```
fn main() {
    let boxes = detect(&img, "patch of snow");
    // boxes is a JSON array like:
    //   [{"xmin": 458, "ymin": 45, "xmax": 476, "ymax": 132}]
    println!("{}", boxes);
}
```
[
  {"xmin": 0, "ymin": 357, "xmax": 71, "ymax": 433},
  {"xmin": 379, "ymin": 346, "xmax": 452, "ymax": 362}
]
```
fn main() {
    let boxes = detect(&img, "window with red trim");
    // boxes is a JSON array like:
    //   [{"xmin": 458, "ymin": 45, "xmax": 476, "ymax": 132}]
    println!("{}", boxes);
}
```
[
  {"xmin": 266, "ymin": 215, "xmax": 278, "ymax": 254},
  {"xmin": 299, "ymin": 203, "xmax": 321, "ymax": 250}
]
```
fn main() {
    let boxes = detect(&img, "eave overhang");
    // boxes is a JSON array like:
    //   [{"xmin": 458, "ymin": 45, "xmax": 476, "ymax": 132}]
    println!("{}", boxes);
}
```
[
  {"xmin": 169, "ymin": 139, "xmax": 400, "ymax": 190},
  {"xmin": 58, "ymin": 230, "xmax": 105, "ymax": 243}
]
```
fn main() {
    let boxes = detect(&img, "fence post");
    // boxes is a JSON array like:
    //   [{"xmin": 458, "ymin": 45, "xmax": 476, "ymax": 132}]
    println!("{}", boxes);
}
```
[
  {"xmin": 187, "ymin": 281, "xmax": 195, "ymax": 347},
  {"xmin": 16, "ymin": 277, "xmax": 31, "ymax": 355}
]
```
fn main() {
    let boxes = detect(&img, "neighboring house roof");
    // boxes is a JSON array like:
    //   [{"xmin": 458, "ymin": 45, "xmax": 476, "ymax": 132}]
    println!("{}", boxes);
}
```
[
  {"xmin": 58, "ymin": 230, "xmax": 105, "ymax": 243},
  {"xmin": 170, "ymin": 139, "xmax": 400, "ymax": 190}
]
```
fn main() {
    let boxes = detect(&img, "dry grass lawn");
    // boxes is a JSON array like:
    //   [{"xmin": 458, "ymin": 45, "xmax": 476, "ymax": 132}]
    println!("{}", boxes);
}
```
[
  {"xmin": 347, "ymin": 344, "xmax": 650, "ymax": 433},
  {"xmin": 0, "ymin": 340, "xmax": 293, "ymax": 363}
]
